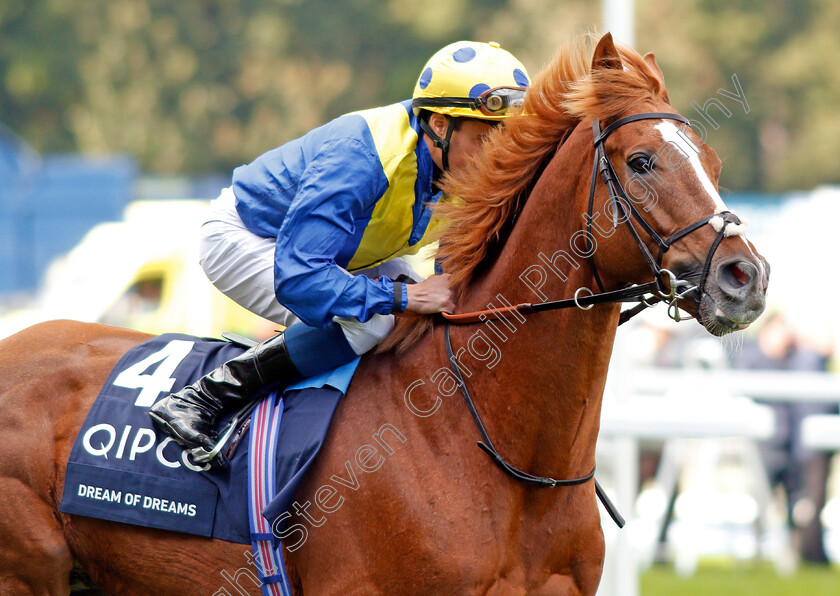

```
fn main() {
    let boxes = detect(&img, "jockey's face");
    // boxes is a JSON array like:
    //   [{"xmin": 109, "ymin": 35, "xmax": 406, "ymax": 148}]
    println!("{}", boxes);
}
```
[
  {"xmin": 446, "ymin": 117, "xmax": 496, "ymax": 174},
  {"xmin": 424, "ymin": 113, "xmax": 496, "ymax": 173}
]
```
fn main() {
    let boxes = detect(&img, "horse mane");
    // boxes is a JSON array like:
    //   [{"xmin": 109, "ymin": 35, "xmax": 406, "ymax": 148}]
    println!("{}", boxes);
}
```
[{"xmin": 380, "ymin": 34, "xmax": 669, "ymax": 353}]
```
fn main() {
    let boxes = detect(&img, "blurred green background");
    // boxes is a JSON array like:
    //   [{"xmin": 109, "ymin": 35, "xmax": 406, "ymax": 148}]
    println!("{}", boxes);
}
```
[
  {"xmin": 643, "ymin": 562, "xmax": 839, "ymax": 595},
  {"xmin": 3, "ymin": 0, "xmax": 840, "ymax": 192}
]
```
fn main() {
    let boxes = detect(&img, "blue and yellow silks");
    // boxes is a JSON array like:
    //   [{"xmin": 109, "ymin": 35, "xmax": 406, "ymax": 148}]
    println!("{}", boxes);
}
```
[{"xmin": 233, "ymin": 100, "xmax": 443, "ymax": 328}]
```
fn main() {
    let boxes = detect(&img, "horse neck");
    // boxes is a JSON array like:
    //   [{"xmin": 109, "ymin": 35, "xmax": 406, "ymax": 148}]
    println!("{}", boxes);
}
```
[{"xmin": 451, "ymin": 131, "xmax": 620, "ymax": 479}]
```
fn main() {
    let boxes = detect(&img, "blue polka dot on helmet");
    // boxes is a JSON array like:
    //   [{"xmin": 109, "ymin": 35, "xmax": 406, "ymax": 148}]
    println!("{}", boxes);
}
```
[
  {"xmin": 418, "ymin": 67, "xmax": 433, "ymax": 90},
  {"xmin": 412, "ymin": 41, "xmax": 530, "ymax": 121},
  {"xmin": 469, "ymin": 83, "xmax": 491, "ymax": 98},
  {"xmin": 453, "ymin": 47, "xmax": 477, "ymax": 63}
]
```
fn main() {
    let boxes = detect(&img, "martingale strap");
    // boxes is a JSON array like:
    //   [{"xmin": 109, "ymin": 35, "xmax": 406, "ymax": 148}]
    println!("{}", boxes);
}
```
[
  {"xmin": 444, "ymin": 324, "xmax": 625, "ymax": 528},
  {"xmin": 248, "ymin": 393, "xmax": 294, "ymax": 596}
]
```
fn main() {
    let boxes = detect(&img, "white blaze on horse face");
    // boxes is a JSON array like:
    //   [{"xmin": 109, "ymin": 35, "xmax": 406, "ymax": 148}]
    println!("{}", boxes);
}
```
[
  {"xmin": 654, "ymin": 121, "xmax": 747, "ymax": 238},
  {"xmin": 654, "ymin": 121, "xmax": 726, "ymax": 211},
  {"xmin": 655, "ymin": 120, "xmax": 764, "ymax": 283}
]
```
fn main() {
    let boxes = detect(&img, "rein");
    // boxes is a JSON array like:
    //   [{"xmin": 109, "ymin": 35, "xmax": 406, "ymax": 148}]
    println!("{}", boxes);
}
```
[{"xmin": 440, "ymin": 112, "xmax": 745, "ymax": 530}]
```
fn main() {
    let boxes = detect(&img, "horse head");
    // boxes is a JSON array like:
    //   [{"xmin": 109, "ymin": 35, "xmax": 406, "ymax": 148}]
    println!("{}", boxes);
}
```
[{"xmin": 564, "ymin": 33, "xmax": 768, "ymax": 335}]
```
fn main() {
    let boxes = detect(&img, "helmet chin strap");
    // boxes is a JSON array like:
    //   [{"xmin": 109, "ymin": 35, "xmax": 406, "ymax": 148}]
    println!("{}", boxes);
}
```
[{"xmin": 419, "ymin": 115, "xmax": 457, "ymax": 171}]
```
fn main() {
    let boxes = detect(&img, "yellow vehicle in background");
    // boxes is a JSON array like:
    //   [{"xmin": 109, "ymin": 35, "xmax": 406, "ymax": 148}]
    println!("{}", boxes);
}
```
[{"xmin": 0, "ymin": 200, "xmax": 274, "ymax": 341}]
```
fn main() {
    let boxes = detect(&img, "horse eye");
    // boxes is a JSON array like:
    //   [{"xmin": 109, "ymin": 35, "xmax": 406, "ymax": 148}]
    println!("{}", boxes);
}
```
[{"xmin": 628, "ymin": 154, "xmax": 653, "ymax": 174}]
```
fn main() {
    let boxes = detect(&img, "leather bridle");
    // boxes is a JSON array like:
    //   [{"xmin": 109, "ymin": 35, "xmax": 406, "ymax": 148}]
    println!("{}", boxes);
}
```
[
  {"xmin": 442, "ymin": 112, "xmax": 744, "ymax": 326},
  {"xmin": 441, "ymin": 112, "xmax": 745, "ymax": 528},
  {"xmin": 586, "ymin": 111, "xmax": 743, "ymax": 322}
]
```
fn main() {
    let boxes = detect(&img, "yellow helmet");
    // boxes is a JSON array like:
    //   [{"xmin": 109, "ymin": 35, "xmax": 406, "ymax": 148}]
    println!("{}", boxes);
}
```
[{"xmin": 412, "ymin": 41, "xmax": 530, "ymax": 122}]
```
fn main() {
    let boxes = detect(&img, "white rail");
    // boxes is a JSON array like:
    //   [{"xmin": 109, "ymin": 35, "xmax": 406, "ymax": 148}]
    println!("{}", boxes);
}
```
[{"xmin": 596, "ymin": 368, "xmax": 840, "ymax": 596}]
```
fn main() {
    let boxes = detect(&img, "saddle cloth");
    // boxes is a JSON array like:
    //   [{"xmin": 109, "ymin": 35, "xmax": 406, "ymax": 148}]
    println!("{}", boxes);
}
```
[{"xmin": 59, "ymin": 333, "xmax": 359, "ymax": 544}]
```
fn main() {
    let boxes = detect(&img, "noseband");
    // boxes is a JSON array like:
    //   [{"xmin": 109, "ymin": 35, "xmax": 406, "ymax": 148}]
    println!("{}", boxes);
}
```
[{"xmin": 440, "ymin": 112, "xmax": 745, "ymax": 528}]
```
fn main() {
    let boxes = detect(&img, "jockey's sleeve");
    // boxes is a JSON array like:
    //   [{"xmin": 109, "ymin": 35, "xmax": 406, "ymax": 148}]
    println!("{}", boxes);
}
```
[{"xmin": 270, "ymin": 137, "xmax": 400, "ymax": 327}]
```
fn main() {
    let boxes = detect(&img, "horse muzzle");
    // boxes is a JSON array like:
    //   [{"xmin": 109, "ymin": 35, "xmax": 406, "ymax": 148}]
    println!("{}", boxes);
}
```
[{"xmin": 696, "ymin": 256, "xmax": 770, "ymax": 335}]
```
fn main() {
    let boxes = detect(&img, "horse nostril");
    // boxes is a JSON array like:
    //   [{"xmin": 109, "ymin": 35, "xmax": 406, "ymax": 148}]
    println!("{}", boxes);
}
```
[
  {"xmin": 717, "ymin": 260, "xmax": 758, "ymax": 296},
  {"xmin": 729, "ymin": 262, "xmax": 752, "ymax": 287}
]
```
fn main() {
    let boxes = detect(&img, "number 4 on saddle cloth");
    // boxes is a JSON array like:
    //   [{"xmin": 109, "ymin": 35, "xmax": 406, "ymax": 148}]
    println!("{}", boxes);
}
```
[{"xmin": 59, "ymin": 333, "xmax": 359, "ymax": 562}]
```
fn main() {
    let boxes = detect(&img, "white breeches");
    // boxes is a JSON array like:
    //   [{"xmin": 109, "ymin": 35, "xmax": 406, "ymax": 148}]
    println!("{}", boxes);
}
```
[{"xmin": 198, "ymin": 188, "xmax": 423, "ymax": 355}]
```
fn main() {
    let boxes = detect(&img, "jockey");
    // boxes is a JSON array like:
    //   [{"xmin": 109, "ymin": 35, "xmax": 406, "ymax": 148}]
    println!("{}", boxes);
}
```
[{"xmin": 149, "ymin": 41, "xmax": 530, "ymax": 455}]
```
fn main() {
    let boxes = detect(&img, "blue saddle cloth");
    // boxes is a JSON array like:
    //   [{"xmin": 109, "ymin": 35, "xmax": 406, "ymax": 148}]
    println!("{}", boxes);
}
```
[{"xmin": 59, "ymin": 333, "xmax": 358, "ymax": 544}]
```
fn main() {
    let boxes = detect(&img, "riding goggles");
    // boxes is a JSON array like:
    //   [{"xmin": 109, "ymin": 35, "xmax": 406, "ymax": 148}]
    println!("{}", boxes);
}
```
[{"xmin": 412, "ymin": 86, "xmax": 527, "ymax": 117}]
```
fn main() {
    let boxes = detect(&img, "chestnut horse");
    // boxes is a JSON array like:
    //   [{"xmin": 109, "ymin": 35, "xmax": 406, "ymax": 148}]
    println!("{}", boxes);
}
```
[{"xmin": 0, "ymin": 34, "xmax": 768, "ymax": 595}]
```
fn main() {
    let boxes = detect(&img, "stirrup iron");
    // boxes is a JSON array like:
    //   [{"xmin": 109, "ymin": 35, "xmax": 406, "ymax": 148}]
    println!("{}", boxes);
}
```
[{"xmin": 190, "ymin": 401, "xmax": 260, "ymax": 469}]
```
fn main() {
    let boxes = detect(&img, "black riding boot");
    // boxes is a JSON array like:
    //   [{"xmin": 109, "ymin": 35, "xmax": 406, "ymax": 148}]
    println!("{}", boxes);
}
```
[{"xmin": 149, "ymin": 332, "xmax": 299, "ymax": 451}]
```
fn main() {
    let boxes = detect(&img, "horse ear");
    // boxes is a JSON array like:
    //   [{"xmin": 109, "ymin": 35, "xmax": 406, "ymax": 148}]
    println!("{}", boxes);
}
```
[
  {"xmin": 643, "ymin": 52, "xmax": 671, "ymax": 103},
  {"xmin": 643, "ymin": 52, "xmax": 665, "ymax": 85},
  {"xmin": 591, "ymin": 32, "xmax": 623, "ymax": 71}
]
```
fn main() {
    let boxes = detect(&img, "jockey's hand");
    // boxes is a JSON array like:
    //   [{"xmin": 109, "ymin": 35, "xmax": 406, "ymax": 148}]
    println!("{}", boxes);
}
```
[{"xmin": 405, "ymin": 274, "xmax": 456, "ymax": 315}]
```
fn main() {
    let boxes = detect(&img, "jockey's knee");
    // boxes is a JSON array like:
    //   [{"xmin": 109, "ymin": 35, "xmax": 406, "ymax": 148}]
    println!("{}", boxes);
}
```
[
  {"xmin": 334, "ymin": 315, "xmax": 395, "ymax": 355},
  {"xmin": 197, "ymin": 221, "xmax": 225, "ymax": 279}
]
